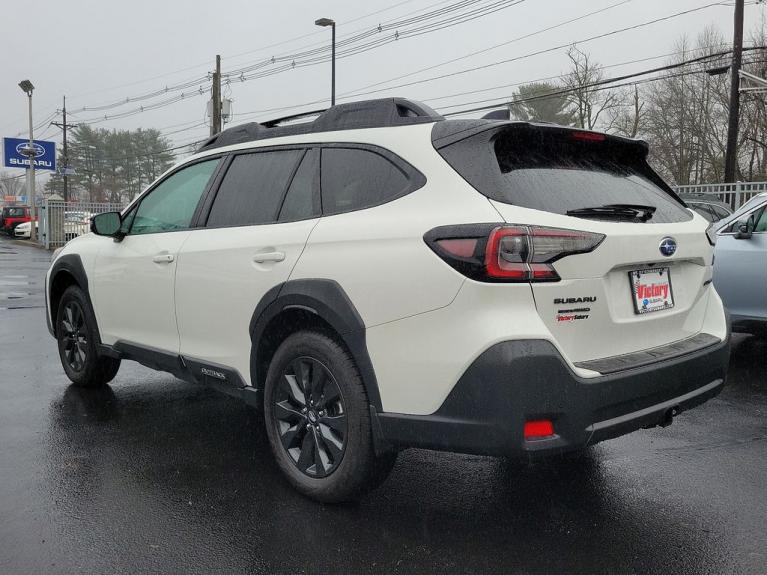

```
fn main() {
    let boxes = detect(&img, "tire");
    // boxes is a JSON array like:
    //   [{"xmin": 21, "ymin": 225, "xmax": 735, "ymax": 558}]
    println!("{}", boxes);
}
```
[
  {"xmin": 263, "ymin": 331, "xmax": 397, "ymax": 503},
  {"xmin": 56, "ymin": 285, "xmax": 121, "ymax": 387}
]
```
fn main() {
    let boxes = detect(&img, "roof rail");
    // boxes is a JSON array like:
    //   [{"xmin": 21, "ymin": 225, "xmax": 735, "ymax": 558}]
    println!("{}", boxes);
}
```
[{"xmin": 198, "ymin": 97, "xmax": 443, "ymax": 152}]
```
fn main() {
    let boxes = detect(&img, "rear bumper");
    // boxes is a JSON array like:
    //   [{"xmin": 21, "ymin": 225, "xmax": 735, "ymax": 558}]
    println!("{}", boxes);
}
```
[{"xmin": 376, "ymin": 333, "xmax": 730, "ymax": 457}]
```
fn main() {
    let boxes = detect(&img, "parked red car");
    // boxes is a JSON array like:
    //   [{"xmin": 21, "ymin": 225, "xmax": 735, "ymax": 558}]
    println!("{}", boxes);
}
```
[{"xmin": 0, "ymin": 206, "xmax": 33, "ymax": 236}]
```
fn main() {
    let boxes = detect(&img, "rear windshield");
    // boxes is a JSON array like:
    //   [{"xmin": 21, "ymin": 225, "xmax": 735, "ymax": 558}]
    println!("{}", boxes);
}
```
[
  {"xmin": 436, "ymin": 124, "xmax": 691, "ymax": 224},
  {"xmin": 3, "ymin": 207, "xmax": 26, "ymax": 217}
]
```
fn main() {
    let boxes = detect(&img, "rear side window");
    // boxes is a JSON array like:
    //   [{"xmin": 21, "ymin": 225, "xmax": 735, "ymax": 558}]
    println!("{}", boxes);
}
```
[
  {"xmin": 279, "ymin": 149, "xmax": 320, "ymax": 222},
  {"xmin": 435, "ymin": 124, "xmax": 691, "ymax": 224},
  {"xmin": 207, "ymin": 150, "xmax": 302, "ymax": 227},
  {"xmin": 320, "ymin": 147, "xmax": 412, "ymax": 215}
]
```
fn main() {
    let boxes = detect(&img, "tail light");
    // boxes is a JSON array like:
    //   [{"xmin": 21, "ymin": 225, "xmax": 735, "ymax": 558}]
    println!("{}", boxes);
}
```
[{"xmin": 425, "ymin": 223, "xmax": 604, "ymax": 283}]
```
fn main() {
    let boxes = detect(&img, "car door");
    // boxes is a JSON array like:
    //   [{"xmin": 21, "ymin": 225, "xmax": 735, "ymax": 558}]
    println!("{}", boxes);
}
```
[
  {"xmin": 91, "ymin": 158, "xmax": 221, "ymax": 351},
  {"xmin": 175, "ymin": 147, "xmax": 320, "ymax": 384},
  {"xmin": 713, "ymin": 203, "xmax": 767, "ymax": 322}
]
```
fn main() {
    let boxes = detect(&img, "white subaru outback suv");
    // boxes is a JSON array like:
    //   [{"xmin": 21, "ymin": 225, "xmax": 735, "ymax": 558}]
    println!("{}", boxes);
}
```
[{"xmin": 46, "ymin": 98, "xmax": 730, "ymax": 502}]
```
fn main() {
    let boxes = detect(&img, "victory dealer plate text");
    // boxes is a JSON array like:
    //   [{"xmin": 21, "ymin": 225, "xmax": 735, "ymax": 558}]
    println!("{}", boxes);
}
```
[{"xmin": 629, "ymin": 267, "xmax": 674, "ymax": 314}]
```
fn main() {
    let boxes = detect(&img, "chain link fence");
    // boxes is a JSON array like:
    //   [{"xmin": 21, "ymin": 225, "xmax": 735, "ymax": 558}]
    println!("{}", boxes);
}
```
[{"xmin": 39, "ymin": 200, "xmax": 125, "ymax": 249}]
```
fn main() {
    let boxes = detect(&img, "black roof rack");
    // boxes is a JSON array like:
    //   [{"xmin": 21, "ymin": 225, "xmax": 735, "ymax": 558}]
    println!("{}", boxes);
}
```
[{"xmin": 198, "ymin": 97, "xmax": 444, "ymax": 152}]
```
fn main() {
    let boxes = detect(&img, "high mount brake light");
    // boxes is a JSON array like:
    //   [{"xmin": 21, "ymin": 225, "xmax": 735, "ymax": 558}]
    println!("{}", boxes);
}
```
[
  {"xmin": 425, "ymin": 224, "xmax": 605, "ymax": 283},
  {"xmin": 571, "ymin": 131, "xmax": 606, "ymax": 142}
]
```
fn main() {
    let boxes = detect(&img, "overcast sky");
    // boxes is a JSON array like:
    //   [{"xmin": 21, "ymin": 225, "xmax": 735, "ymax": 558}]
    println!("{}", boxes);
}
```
[{"xmin": 1, "ymin": 0, "xmax": 764, "ymax": 181}]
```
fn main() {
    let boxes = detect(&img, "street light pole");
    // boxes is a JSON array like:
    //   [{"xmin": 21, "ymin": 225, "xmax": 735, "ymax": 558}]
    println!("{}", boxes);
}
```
[
  {"xmin": 19, "ymin": 80, "xmax": 36, "ymax": 242},
  {"xmin": 315, "ymin": 18, "xmax": 336, "ymax": 106}
]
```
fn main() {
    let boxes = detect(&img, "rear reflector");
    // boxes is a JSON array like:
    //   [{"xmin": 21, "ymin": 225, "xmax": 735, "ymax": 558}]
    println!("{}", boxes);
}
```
[
  {"xmin": 524, "ymin": 420, "xmax": 555, "ymax": 440},
  {"xmin": 436, "ymin": 238, "xmax": 478, "ymax": 258}
]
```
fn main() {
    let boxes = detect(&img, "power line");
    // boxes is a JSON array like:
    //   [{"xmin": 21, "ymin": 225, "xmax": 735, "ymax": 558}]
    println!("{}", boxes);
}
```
[
  {"xmin": 440, "ymin": 50, "xmax": 766, "ymax": 117},
  {"xmin": 67, "ymin": 0, "xmax": 525, "ymax": 123},
  {"xmin": 232, "ymin": 3, "xmax": 732, "ymax": 122},
  {"xmin": 67, "ymin": 0, "xmax": 495, "ymax": 115}
]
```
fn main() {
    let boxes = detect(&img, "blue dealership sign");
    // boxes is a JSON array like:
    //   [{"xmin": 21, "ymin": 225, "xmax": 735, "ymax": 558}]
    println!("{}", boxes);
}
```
[{"xmin": 3, "ymin": 137, "xmax": 56, "ymax": 171}]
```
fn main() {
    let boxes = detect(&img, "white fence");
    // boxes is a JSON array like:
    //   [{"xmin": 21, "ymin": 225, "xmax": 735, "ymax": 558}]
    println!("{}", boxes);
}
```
[
  {"xmin": 39, "ymin": 200, "xmax": 124, "ymax": 249},
  {"xmin": 672, "ymin": 182, "xmax": 767, "ymax": 210}
]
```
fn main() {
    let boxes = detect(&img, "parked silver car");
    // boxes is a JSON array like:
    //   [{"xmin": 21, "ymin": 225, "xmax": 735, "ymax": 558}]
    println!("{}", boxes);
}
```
[{"xmin": 712, "ymin": 192, "xmax": 767, "ymax": 334}]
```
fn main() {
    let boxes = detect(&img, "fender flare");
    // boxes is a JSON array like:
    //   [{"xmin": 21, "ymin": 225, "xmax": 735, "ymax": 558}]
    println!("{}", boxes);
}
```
[
  {"xmin": 48, "ymin": 254, "xmax": 103, "ymax": 345},
  {"xmin": 249, "ymin": 279, "xmax": 382, "ymax": 410}
]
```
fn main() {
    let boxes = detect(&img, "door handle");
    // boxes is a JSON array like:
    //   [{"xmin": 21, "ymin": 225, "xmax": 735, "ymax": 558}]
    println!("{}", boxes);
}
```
[
  {"xmin": 253, "ymin": 251, "xmax": 286, "ymax": 263},
  {"xmin": 152, "ymin": 254, "xmax": 175, "ymax": 264}
]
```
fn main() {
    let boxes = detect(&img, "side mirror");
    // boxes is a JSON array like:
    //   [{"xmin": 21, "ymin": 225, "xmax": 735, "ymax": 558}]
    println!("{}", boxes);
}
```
[
  {"xmin": 91, "ymin": 212, "xmax": 123, "ymax": 238},
  {"xmin": 733, "ymin": 215, "xmax": 755, "ymax": 240}
]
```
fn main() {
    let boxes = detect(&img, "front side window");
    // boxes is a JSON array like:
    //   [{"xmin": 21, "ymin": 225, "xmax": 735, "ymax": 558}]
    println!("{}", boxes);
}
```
[
  {"xmin": 130, "ymin": 159, "xmax": 219, "ymax": 235},
  {"xmin": 320, "ymin": 148, "xmax": 412, "ymax": 215},
  {"xmin": 724, "ymin": 206, "xmax": 767, "ymax": 233},
  {"xmin": 206, "ymin": 150, "xmax": 303, "ymax": 227}
]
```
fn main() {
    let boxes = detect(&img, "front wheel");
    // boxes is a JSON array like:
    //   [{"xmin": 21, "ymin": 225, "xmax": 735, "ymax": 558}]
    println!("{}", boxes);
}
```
[
  {"xmin": 263, "ymin": 331, "xmax": 397, "ymax": 502},
  {"xmin": 56, "ymin": 285, "xmax": 120, "ymax": 387}
]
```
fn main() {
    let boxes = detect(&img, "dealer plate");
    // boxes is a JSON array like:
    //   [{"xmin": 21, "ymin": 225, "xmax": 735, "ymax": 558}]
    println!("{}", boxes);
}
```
[{"xmin": 629, "ymin": 267, "xmax": 674, "ymax": 315}]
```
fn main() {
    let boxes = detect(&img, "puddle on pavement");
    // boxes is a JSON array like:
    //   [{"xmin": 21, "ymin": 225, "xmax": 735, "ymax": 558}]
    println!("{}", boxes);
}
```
[{"xmin": 0, "ymin": 292, "xmax": 30, "ymax": 299}]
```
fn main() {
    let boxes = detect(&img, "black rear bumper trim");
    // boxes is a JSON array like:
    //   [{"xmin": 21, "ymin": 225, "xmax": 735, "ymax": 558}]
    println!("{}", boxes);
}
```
[
  {"xmin": 574, "ymin": 333, "xmax": 721, "ymax": 375},
  {"xmin": 376, "ymin": 333, "xmax": 730, "ymax": 458}
]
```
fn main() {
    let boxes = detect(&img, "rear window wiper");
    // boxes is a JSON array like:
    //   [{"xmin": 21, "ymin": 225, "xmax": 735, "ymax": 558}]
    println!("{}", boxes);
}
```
[{"xmin": 566, "ymin": 203, "xmax": 656, "ymax": 222}]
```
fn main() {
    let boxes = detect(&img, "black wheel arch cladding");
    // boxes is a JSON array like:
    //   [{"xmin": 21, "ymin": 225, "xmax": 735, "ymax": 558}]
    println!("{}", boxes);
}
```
[
  {"xmin": 250, "ymin": 279, "xmax": 383, "ymax": 410},
  {"xmin": 48, "ymin": 254, "xmax": 102, "ymax": 344}
]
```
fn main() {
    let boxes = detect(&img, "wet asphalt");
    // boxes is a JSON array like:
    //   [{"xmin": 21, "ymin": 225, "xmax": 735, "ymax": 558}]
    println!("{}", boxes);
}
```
[{"xmin": 0, "ymin": 236, "xmax": 765, "ymax": 575}]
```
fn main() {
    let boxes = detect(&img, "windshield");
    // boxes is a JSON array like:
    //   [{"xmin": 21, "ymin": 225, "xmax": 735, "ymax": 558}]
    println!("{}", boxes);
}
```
[{"xmin": 3, "ymin": 207, "xmax": 25, "ymax": 217}]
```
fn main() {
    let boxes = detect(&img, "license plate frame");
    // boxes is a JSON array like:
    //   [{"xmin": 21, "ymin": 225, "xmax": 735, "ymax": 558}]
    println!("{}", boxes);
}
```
[{"xmin": 629, "ymin": 267, "xmax": 674, "ymax": 315}]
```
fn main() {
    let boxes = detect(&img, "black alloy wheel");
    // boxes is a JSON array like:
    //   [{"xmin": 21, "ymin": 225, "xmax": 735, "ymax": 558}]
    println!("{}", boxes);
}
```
[
  {"xmin": 273, "ymin": 356, "xmax": 347, "ymax": 478},
  {"xmin": 59, "ymin": 300, "xmax": 88, "ymax": 373}
]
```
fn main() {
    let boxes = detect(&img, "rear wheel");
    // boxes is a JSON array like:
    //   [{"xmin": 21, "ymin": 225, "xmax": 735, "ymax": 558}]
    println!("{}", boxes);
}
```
[
  {"xmin": 264, "ymin": 331, "xmax": 396, "ymax": 502},
  {"xmin": 56, "ymin": 285, "xmax": 120, "ymax": 387}
]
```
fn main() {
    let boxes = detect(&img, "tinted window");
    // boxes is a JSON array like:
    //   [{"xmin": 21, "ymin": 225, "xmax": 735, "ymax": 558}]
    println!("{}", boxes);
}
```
[
  {"xmin": 207, "ymin": 150, "xmax": 302, "ymax": 227},
  {"xmin": 5, "ymin": 207, "xmax": 25, "ymax": 217},
  {"xmin": 321, "ymin": 148, "xmax": 411, "ymax": 214},
  {"xmin": 436, "ymin": 125, "xmax": 691, "ymax": 224},
  {"xmin": 279, "ymin": 149, "xmax": 319, "ymax": 222},
  {"xmin": 131, "ymin": 159, "xmax": 219, "ymax": 235}
]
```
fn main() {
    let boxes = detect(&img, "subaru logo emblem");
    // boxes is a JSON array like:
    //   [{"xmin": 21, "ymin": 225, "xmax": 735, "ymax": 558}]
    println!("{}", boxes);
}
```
[
  {"xmin": 659, "ymin": 237, "xmax": 677, "ymax": 257},
  {"xmin": 15, "ymin": 142, "xmax": 45, "ymax": 158}
]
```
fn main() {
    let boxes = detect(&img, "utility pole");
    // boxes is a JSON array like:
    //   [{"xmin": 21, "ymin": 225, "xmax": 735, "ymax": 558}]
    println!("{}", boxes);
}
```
[
  {"xmin": 51, "ymin": 95, "xmax": 77, "ymax": 203},
  {"xmin": 724, "ymin": 0, "xmax": 745, "ymax": 183},
  {"xmin": 211, "ymin": 55, "xmax": 222, "ymax": 136}
]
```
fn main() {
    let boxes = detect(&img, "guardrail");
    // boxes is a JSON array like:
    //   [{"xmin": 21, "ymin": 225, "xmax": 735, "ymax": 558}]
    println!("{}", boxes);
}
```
[
  {"xmin": 672, "ymin": 182, "xmax": 767, "ymax": 210},
  {"xmin": 39, "ymin": 200, "xmax": 124, "ymax": 249}
]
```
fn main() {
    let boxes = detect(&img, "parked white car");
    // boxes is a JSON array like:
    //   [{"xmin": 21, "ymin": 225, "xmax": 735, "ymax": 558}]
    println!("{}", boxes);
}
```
[
  {"xmin": 46, "ymin": 97, "xmax": 730, "ymax": 502},
  {"xmin": 13, "ymin": 220, "xmax": 36, "ymax": 239},
  {"xmin": 14, "ymin": 213, "xmax": 91, "ymax": 242}
]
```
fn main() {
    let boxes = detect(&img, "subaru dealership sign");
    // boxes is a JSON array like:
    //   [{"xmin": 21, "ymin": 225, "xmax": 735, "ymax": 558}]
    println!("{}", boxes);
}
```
[{"xmin": 3, "ymin": 137, "xmax": 56, "ymax": 171}]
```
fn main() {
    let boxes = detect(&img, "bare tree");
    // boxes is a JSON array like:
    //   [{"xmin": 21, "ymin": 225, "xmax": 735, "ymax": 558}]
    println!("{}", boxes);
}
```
[
  {"xmin": 0, "ymin": 171, "xmax": 25, "ymax": 197},
  {"xmin": 564, "ymin": 46, "xmax": 622, "ymax": 131}
]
